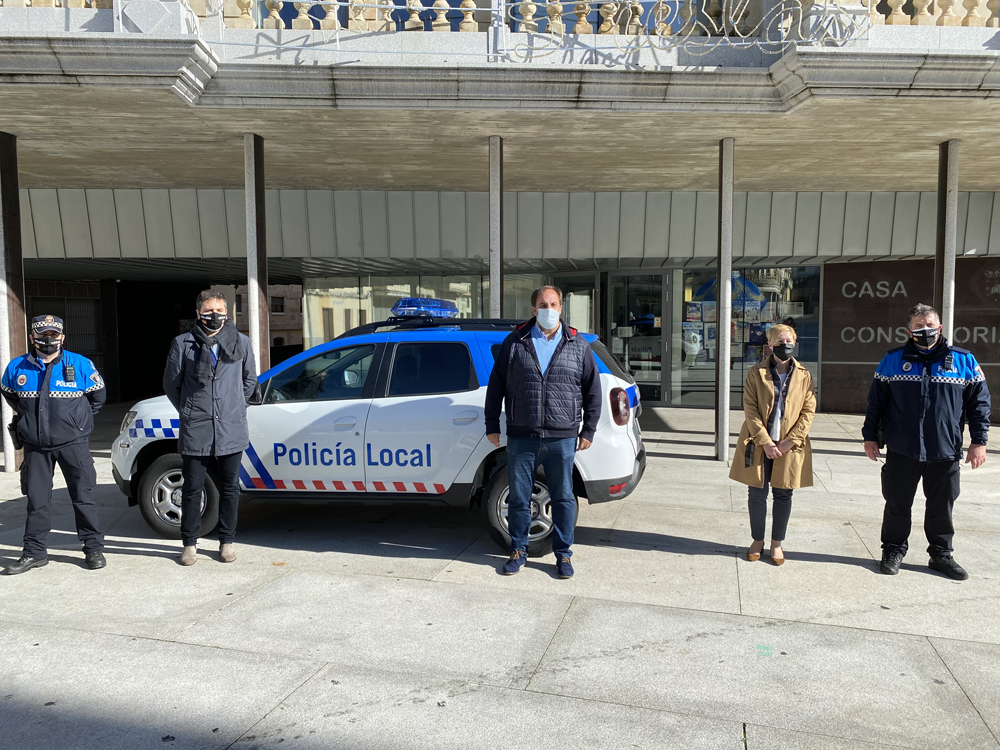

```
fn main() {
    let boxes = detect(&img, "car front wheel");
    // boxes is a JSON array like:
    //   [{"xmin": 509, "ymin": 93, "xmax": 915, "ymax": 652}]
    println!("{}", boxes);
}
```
[
  {"xmin": 481, "ymin": 465, "xmax": 578, "ymax": 558},
  {"xmin": 137, "ymin": 453, "xmax": 219, "ymax": 540}
]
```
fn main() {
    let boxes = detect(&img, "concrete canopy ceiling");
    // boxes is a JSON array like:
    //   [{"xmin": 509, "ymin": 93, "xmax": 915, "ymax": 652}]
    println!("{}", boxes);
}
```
[{"xmin": 2, "ymin": 85, "xmax": 1000, "ymax": 193}]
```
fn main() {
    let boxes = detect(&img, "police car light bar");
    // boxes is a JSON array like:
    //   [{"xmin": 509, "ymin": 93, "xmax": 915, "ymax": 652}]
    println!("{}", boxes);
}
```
[{"xmin": 391, "ymin": 297, "xmax": 460, "ymax": 319}]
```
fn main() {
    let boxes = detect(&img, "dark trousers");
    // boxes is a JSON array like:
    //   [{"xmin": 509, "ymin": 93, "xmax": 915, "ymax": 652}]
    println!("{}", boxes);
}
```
[
  {"xmin": 881, "ymin": 450, "xmax": 960, "ymax": 557},
  {"xmin": 507, "ymin": 436, "xmax": 577, "ymax": 557},
  {"xmin": 747, "ymin": 457, "xmax": 793, "ymax": 542},
  {"xmin": 181, "ymin": 452, "xmax": 242, "ymax": 547},
  {"xmin": 22, "ymin": 442, "xmax": 103, "ymax": 559}
]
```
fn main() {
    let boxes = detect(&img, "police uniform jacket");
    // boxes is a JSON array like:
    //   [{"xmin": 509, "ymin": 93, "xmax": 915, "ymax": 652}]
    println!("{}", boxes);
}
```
[
  {"xmin": 1, "ymin": 350, "xmax": 106, "ymax": 449},
  {"xmin": 862, "ymin": 338, "xmax": 991, "ymax": 462},
  {"xmin": 162, "ymin": 327, "xmax": 256, "ymax": 457}
]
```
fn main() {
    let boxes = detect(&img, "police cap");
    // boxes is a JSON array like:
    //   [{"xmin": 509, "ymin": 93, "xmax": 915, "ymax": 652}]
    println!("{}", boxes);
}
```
[{"xmin": 31, "ymin": 315, "xmax": 64, "ymax": 334}]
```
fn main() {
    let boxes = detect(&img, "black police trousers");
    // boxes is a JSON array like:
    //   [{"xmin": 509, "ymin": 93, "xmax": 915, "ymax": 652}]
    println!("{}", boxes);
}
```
[
  {"xmin": 22, "ymin": 441, "xmax": 103, "ymax": 559},
  {"xmin": 880, "ymin": 450, "xmax": 960, "ymax": 557}
]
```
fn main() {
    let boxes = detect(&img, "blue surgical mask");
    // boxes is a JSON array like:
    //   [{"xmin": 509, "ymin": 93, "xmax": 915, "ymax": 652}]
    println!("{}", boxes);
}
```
[{"xmin": 536, "ymin": 307, "xmax": 561, "ymax": 330}]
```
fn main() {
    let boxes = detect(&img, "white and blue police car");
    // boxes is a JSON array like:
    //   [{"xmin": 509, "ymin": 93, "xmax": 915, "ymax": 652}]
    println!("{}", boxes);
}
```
[{"xmin": 112, "ymin": 305, "xmax": 645, "ymax": 556}]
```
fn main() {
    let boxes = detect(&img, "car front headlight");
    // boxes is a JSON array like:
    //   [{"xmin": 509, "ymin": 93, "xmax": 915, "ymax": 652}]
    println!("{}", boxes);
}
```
[{"xmin": 120, "ymin": 411, "xmax": 138, "ymax": 434}]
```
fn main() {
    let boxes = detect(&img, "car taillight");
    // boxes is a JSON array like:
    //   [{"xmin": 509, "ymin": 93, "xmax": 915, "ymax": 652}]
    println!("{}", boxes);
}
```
[
  {"xmin": 609, "ymin": 482, "xmax": 628, "ymax": 495},
  {"xmin": 610, "ymin": 387, "xmax": 630, "ymax": 426}
]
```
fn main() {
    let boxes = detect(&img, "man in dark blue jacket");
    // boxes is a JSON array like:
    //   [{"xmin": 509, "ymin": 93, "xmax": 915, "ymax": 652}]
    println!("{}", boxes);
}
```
[
  {"xmin": 1, "ymin": 315, "xmax": 107, "ymax": 575},
  {"xmin": 863, "ymin": 303, "xmax": 990, "ymax": 580},
  {"xmin": 485, "ymin": 286, "xmax": 602, "ymax": 579}
]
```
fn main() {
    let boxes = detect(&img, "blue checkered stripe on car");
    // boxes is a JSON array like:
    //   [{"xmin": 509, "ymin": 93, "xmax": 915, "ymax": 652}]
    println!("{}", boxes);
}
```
[{"xmin": 129, "ymin": 419, "xmax": 180, "ymax": 438}]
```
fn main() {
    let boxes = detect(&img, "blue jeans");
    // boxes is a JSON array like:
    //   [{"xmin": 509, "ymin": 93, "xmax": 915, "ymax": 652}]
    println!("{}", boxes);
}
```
[{"xmin": 507, "ymin": 436, "xmax": 576, "ymax": 557}]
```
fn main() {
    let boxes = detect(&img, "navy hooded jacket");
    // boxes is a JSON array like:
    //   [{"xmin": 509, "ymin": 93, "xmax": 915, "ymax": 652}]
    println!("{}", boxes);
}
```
[{"xmin": 862, "ymin": 338, "xmax": 990, "ymax": 462}]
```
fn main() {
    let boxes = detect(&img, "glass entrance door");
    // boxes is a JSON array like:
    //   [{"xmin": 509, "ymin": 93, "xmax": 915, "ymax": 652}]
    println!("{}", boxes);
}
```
[
  {"xmin": 551, "ymin": 273, "xmax": 599, "ymax": 335},
  {"xmin": 608, "ymin": 273, "xmax": 664, "ymax": 402}
]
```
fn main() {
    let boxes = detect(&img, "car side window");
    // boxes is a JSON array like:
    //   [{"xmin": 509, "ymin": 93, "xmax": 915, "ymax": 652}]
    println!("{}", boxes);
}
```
[
  {"xmin": 264, "ymin": 344, "xmax": 376, "ymax": 403},
  {"xmin": 387, "ymin": 342, "xmax": 477, "ymax": 397}
]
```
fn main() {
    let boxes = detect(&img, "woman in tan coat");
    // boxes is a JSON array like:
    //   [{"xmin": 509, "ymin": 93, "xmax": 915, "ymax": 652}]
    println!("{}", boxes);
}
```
[{"xmin": 729, "ymin": 324, "xmax": 816, "ymax": 565}]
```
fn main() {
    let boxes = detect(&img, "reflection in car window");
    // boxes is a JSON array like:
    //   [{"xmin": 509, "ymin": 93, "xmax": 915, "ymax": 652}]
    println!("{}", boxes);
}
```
[
  {"xmin": 388, "ymin": 343, "xmax": 476, "ymax": 397},
  {"xmin": 264, "ymin": 344, "xmax": 376, "ymax": 403}
]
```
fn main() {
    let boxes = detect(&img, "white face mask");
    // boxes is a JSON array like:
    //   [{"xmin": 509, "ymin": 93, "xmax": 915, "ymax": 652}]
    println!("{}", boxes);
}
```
[{"xmin": 536, "ymin": 307, "xmax": 561, "ymax": 330}]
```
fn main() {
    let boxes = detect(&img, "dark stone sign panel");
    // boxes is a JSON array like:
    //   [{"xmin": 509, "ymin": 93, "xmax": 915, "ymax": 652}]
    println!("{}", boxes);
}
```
[{"xmin": 822, "ymin": 258, "xmax": 998, "ymax": 424}]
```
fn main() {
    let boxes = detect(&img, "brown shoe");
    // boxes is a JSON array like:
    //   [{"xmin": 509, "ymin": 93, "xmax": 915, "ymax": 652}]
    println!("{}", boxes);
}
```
[
  {"xmin": 746, "ymin": 540, "xmax": 763, "ymax": 562},
  {"xmin": 179, "ymin": 546, "xmax": 197, "ymax": 566},
  {"xmin": 220, "ymin": 543, "xmax": 236, "ymax": 563},
  {"xmin": 770, "ymin": 544, "xmax": 785, "ymax": 566}
]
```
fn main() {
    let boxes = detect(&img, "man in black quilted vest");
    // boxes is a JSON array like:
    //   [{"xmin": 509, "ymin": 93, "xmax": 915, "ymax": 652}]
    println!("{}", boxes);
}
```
[{"xmin": 485, "ymin": 286, "xmax": 602, "ymax": 579}]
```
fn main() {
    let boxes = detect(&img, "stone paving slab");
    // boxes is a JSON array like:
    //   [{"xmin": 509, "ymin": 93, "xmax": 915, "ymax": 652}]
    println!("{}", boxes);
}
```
[
  {"xmin": 929, "ymin": 638, "xmax": 1000, "ymax": 743},
  {"xmin": 238, "ymin": 664, "xmax": 746, "ymax": 750},
  {"xmin": 175, "ymin": 569, "xmax": 573, "ymax": 690},
  {"xmin": 0, "ymin": 620, "xmax": 321, "ymax": 750},
  {"xmin": 527, "ymin": 598, "xmax": 1000, "ymax": 749},
  {"xmin": 744, "ymin": 725, "xmax": 905, "ymax": 749}
]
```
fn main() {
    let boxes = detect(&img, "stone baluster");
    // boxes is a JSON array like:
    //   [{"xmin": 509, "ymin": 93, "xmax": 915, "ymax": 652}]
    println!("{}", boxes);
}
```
[
  {"xmin": 597, "ymin": 0, "xmax": 618, "ymax": 31},
  {"xmin": 706, "ymin": 0, "xmax": 722, "ymax": 33},
  {"xmin": 230, "ymin": 0, "xmax": 257, "ymax": 26},
  {"xmin": 376, "ymin": 0, "xmax": 395, "ymax": 29},
  {"xmin": 936, "ymin": 0, "xmax": 963, "ymax": 23},
  {"xmin": 32, "ymin": 0, "xmax": 55, "ymax": 6},
  {"xmin": 0, "ymin": 0, "xmax": 29, "ymax": 6},
  {"xmin": 625, "ymin": 0, "xmax": 642, "ymax": 32},
  {"xmin": 572, "ymin": 1, "xmax": 592, "ymax": 31},
  {"xmin": 988, "ymin": 0, "xmax": 1000, "ymax": 25},
  {"xmin": 348, "ymin": 0, "xmax": 369, "ymax": 29},
  {"xmin": 884, "ymin": 0, "xmax": 909, "ymax": 23},
  {"xmin": 910, "ymin": 0, "xmax": 934, "ymax": 23},
  {"xmin": 547, "ymin": 1, "xmax": 565, "ymax": 32},
  {"xmin": 961, "ymin": 0, "xmax": 986, "ymax": 24},
  {"xmin": 292, "ymin": 1, "xmax": 314, "ymax": 27},
  {"xmin": 403, "ymin": 0, "xmax": 423, "ymax": 28},
  {"xmin": 861, "ymin": 0, "xmax": 885, "ymax": 24},
  {"xmin": 519, "ymin": 0, "xmax": 538, "ymax": 30},
  {"xmin": 65, "ymin": 0, "xmax": 88, "ymax": 8},
  {"xmin": 459, "ymin": 0, "xmax": 477, "ymax": 29},
  {"xmin": 650, "ymin": 0, "xmax": 672, "ymax": 34},
  {"xmin": 431, "ymin": 0, "xmax": 450, "ymax": 29},
  {"xmin": 262, "ymin": 0, "xmax": 284, "ymax": 27},
  {"xmin": 92, "ymin": 0, "xmax": 114, "ymax": 7},
  {"xmin": 678, "ymin": 0, "xmax": 700, "ymax": 34},
  {"xmin": 320, "ymin": 0, "xmax": 341, "ymax": 28}
]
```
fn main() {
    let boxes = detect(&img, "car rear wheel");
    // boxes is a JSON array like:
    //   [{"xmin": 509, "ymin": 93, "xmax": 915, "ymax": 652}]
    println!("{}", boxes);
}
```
[
  {"xmin": 138, "ymin": 453, "xmax": 219, "ymax": 540},
  {"xmin": 481, "ymin": 465, "xmax": 578, "ymax": 558}
]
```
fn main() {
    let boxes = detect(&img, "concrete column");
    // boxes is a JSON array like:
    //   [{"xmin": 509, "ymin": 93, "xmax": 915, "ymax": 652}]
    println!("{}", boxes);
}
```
[
  {"xmin": 0, "ymin": 132, "xmax": 27, "ymax": 473},
  {"xmin": 245, "ymin": 133, "xmax": 269, "ymax": 375},
  {"xmin": 715, "ymin": 137, "xmax": 734, "ymax": 463},
  {"xmin": 934, "ymin": 139, "xmax": 959, "ymax": 341},
  {"xmin": 489, "ymin": 135, "xmax": 504, "ymax": 319}
]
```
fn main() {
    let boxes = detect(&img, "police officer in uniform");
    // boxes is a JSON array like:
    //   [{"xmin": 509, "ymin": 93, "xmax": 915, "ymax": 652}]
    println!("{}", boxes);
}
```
[
  {"xmin": 863, "ymin": 303, "xmax": 991, "ymax": 580},
  {"xmin": 1, "ymin": 315, "xmax": 108, "ymax": 575}
]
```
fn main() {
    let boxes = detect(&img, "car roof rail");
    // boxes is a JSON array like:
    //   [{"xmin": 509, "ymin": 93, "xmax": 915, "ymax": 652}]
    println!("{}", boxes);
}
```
[{"xmin": 335, "ymin": 317, "xmax": 526, "ymax": 340}]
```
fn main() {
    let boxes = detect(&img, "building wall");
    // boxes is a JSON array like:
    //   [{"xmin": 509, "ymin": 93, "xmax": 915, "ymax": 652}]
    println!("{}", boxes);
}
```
[{"xmin": 18, "ymin": 189, "xmax": 1000, "ymax": 264}]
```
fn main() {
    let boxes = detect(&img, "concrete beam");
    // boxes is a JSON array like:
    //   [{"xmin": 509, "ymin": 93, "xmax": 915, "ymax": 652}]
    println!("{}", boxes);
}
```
[
  {"xmin": 245, "ymin": 133, "xmax": 268, "ymax": 374},
  {"xmin": 489, "ymin": 135, "xmax": 503, "ymax": 319},
  {"xmin": 934, "ymin": 139, "xmax": 958, "ymax": 341},
  {"xmin": 716, "ymin": 137, "xmax": 734, "ymax": 463},
  {"xmin": 0, "ymin": 131, "xmax": 26, "ymax": 472}
]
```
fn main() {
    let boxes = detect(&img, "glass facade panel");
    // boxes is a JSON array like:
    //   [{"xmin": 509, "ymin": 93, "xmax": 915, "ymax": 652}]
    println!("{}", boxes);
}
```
[
  {"xmin": 552, "ymin": 274, "xmax": 598, "ymax": 334},
  {"xmin": 608, "ymin": 274, "xmax": 663, "ymax": 403},
  {"xmin": 303, "ymin": 277, "xmax": 363, "ymax": 349},
  {"xmin": 669, "ymin": 267, "xmax": 820, "ymax": 408}
]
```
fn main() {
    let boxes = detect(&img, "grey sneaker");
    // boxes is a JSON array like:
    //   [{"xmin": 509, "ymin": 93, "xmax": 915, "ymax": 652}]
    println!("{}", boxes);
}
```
[{"xmin": 179, "ymin": 546, "xmax": 198, "ymax": 566}]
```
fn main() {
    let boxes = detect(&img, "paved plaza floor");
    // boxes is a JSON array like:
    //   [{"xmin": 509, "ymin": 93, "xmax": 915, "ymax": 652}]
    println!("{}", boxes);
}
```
[{"xmin": 1, "ymin": 406, "xmax": 999, "ymax": 749}]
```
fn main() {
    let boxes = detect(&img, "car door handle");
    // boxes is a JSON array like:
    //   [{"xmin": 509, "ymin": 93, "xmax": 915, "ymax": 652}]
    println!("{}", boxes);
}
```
[
  {"xmin": 332, "ymin": 417, "xmax": 357, "ymax": 429},
  {"xmin": 453, "ymin": 410, "xmax": 479, "ymax": 425}
]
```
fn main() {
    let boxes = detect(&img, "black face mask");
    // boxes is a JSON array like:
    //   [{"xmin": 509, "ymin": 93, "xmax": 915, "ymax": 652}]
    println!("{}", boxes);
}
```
[
  {"xmin": 198, "ymin": 312, "xmax": 226, "ymax": 332},
  {"xmin": 910, "ymin": 327, "xmax": 940, "ymax": 349},
  {"xmin": 772, "ymin": 343, "xmax": 795, "ymax": 362},
  {"xmin": 34, "ymin": 337, "xmax": 61, "ymax": 355}
]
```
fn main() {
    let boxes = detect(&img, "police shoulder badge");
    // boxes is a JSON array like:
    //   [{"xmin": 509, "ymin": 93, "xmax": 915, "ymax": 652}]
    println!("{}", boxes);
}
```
[
  {"xmin": 902, "ymin": 362, "xmax": 912, "ymax": 372},
  {"xmin": 16, "ymin": 374, "xmax": 27, "ymax": 386},
  {"xmin": 90, "ymin": 372, "xmax": 104, "ymax": 386}
]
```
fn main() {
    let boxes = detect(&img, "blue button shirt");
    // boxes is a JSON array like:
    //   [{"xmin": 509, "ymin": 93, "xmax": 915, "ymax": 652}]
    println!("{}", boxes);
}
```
[{"xmin": 531, "ymin": 324, "xmax": 561, "ymax": 376}]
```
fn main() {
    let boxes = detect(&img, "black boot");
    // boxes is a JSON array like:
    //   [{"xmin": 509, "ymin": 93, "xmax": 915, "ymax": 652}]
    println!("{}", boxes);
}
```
[
  {"xmin": 2, "ymin": 555, "xmax": 49, "ymax": 576},
  {"xmin": 85, "ymin": 551, "xmax": 107, "ymax": 570},
  {"xmin": 929, "ymin": 556, "xmax": 968, "ymax": 581}
]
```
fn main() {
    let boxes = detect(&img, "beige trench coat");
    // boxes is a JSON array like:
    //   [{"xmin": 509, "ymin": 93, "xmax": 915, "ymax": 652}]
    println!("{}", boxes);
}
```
[{"xmin": 729, "ymin": 358, "xmax": 816, "ymax": 490}]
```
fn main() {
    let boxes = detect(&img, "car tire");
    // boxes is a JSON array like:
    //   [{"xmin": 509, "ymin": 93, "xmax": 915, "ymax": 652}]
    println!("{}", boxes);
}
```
[
  {"xmin": 481, "ymin": 465, "xmax": 579, "ymax": 559},
  {"xmin": 138, "ymin": 453, "xmax": 219, "ymax": 540}
]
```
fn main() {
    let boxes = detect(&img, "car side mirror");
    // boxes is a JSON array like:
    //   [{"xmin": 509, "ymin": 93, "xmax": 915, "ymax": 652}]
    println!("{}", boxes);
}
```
[
  {"xmin": 343, "ymin": 370, "xmax": 359, "ymax": 387},
  {"xmin": 248, "ymin": 381, "xmax": 264, "ymax": 405}
]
